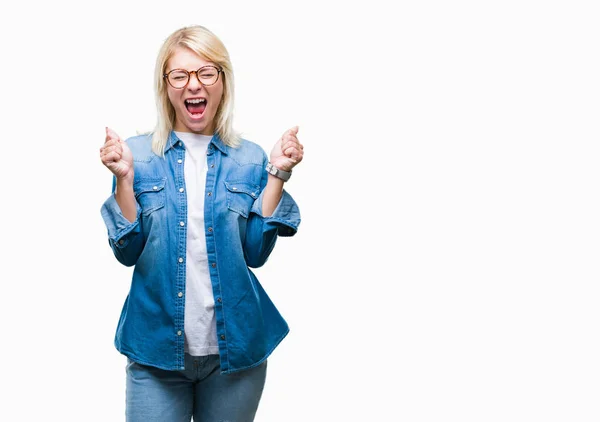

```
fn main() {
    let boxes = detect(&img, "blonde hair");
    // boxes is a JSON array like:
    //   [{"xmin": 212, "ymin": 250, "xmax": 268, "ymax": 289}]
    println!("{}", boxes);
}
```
[{"xmin": 151, "ymin": 25, "xmax": 240, "ymax": 156}]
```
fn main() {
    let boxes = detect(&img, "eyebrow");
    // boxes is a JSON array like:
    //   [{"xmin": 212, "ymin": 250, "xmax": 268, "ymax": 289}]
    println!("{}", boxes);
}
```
[{"xmin": 169, "ymin": 64, "xmax": 218, "ymax": 71}]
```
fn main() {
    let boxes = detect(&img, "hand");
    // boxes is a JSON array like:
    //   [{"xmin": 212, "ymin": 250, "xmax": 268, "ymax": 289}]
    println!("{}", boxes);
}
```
[
  {"xmin": 269, "ymin": 126, "xmax": 304, "ymax": 172},
  {"xmin": 100, "ymin": 127, "xmax": 134, "ymax": 181}
]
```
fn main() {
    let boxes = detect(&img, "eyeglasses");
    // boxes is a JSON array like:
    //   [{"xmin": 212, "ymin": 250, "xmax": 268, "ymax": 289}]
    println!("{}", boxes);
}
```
[{"xmin": 163, "ymin": 65, "xmax": 222, "ymax": 89}]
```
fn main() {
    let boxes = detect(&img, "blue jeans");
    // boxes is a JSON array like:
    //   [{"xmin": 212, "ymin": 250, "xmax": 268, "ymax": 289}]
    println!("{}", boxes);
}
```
[{"xmin": 126, "ymin": 354, "xmax": 267, "ymax": 421}]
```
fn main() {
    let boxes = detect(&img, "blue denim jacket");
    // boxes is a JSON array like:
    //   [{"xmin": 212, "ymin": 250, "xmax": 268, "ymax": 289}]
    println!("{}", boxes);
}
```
[{"xmin": 101, "ymin": 131, "xmax": 300, "ymax": 373}]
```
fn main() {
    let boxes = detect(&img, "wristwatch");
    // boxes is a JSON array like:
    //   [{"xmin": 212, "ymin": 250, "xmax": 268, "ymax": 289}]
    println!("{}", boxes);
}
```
[{"xmin": 265, "ymin": 162, "xmax": 291, "ymax": 182}]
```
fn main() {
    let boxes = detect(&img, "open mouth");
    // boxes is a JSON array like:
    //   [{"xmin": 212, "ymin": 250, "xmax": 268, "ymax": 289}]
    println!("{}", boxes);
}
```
[{"xmin": 185, "ymin": 98, "xmax": 207, "ymax": 118}]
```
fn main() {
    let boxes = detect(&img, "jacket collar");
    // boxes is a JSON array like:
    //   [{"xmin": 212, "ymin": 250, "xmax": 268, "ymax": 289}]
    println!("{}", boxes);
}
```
[{"xmin": 166, "ymin": 130, "xmax": 229, "ymax": 155}]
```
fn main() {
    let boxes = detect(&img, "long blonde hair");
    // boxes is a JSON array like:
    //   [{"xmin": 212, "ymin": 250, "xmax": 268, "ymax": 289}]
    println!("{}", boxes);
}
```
[{"xmin": 152, "ymin": 25, "xmax": 240, "ymax": 156}]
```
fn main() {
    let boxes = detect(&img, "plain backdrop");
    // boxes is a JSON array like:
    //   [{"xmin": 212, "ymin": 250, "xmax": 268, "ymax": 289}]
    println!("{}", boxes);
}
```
[{"xmin": 1, "ymin": 0, "xmax": 599, "ymax": 421}]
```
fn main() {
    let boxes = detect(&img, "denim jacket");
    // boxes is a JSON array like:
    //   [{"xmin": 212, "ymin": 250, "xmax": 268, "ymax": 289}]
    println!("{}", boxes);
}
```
[{"xmin": 100, "ymin": 131, "xmax": 300, "ymax": 373}]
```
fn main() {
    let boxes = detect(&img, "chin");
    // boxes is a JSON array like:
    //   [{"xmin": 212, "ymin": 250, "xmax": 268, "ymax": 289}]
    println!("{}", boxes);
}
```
[
  {"xmin": 176, "ymin": 115, "xmax": 214, "ymax": 135},
  {"xmin": 190, "ymin": 122, "xmax": 214, "ymax": 135}
]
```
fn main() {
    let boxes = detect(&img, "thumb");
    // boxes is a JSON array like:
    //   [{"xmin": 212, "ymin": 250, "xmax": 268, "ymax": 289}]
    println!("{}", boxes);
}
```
[
  {"xmin": 283, "ymin": 126, "xmax": 299, "ymax": 138},
  {"xmin": 105, "ymin": 126, "xmax": 121, "ymax": 142}
]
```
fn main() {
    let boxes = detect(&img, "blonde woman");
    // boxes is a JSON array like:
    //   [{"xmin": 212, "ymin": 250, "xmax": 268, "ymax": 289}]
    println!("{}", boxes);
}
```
[{"xmin": 100, "ymin": 25, "xmax": 303, "ymax": 421}]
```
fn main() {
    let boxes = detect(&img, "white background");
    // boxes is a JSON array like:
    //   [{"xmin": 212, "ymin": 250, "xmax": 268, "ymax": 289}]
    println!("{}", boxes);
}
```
[{"xmin": 1, "ymin": 0, "xmax": 599, "ymax": 421}]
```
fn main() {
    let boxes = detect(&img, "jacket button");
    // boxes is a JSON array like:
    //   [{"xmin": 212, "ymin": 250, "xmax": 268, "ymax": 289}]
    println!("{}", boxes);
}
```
[
  {"xmin": 220, "ymin": 335, "xmax": 225, "ymax": 340},
  {"xmin": 211, "ymin": 263, "xmax": 216, "ymax": 268},
  {"xmin": 177, "ymin": 330, "xmax": 182, "ymax": 336},
  {"xmin": 208, "ymin": 227, "xmax": 213, "ymax": 232},
  {"xmin": 217, "ymin": 297, "xmax": 222, "ymax": 303}
]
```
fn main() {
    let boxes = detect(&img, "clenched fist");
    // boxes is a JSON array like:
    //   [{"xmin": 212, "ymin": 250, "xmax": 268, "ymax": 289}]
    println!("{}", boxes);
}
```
[
  {"xmin": 270, "ymin": 126, "xmax": 304, "ymax": 172},
  {"xmin": 100, "ymin": 127, "xmax": 134, "ymax": 181}
]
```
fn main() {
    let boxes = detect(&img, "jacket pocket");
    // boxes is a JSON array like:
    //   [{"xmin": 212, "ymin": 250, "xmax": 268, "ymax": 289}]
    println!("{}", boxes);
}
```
[
  {"xmin": 134, "ymin": 178, "xmax": 166, "ymax": 216},
  {"xmin": 225, "ymin": 181, "xmax": 260, "ymax": 218}
]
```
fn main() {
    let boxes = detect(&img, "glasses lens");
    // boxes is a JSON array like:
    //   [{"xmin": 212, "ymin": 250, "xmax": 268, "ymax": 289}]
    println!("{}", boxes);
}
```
[
  {"xmin": 198, "ymin": 67, "xmax": 219, "ymax": 86},
  {"xmin": 168, "ymin": 70, "xmax": 189, "ymax": 88}
]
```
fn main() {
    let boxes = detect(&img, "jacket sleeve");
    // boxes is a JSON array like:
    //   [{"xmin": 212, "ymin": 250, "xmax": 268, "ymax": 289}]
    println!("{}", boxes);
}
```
[
  {"xmin": 243, "ymin": 156, "xmax": 301, "ymax": 268},
  {"xmin": 100, "ymin": 176, "xmax": 145, "ymax": 267}
]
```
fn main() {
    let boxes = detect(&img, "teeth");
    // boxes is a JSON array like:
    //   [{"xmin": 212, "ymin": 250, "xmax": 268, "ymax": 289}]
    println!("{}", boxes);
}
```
[{"xmin": 186, "ymin": 98, "xmax": 206, "ymax": 104}]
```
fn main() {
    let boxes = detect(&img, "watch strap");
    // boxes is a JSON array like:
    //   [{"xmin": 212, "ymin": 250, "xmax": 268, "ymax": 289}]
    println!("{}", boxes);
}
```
[{"xmin": 265, "ymin": 162, "xmax": 292, "ymax": 181}]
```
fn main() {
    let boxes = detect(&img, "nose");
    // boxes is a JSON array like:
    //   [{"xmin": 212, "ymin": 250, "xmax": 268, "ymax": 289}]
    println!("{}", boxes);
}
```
[{"xmin": 187, "ymin": 73, "xmax": 203, "ymax": 92}]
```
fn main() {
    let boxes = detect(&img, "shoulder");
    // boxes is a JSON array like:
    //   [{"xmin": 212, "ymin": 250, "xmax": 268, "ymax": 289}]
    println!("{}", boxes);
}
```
[
  {"xmin": 227, "ymin": 138, "xmax": 267, "ymax": 166},
  {"xmin": 125, "ymin": 133, "xmax": 157, "ymax": 163}
]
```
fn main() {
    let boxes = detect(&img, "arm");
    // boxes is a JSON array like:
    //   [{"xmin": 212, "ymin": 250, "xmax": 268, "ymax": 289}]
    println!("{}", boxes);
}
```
[
  {"xmin": 261, "ymin": 175, "xmax": 284, "ymax": 217},
  {"xmin": 261, "ymin": 126, "xmax": 303, "ymax": 216},
  {"xmin": 101, "ymin": 176, "xmax": 145, "ymax": 267},
  {"xmin": 243, "ymin": 126, "xmax": 304, "ymax": 267},
  {"xmin": 114, "ymin": 178, "xmax": 136, "ymax": 222},
  {"xmin": 100, "ymin": 127, "xmax": 145, "ymax": 267},
  {"xmin": 243, "ymin": 170, "xmax": 301, "ymax": 268}
]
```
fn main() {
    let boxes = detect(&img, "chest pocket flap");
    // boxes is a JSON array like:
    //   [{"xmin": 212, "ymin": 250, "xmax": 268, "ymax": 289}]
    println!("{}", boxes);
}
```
[
  {"xmin": 134, "ymin": 178, "xmax": 166, "ymax": 216},
  {"xmin": 225, "ymin": 181, "xmax": 260, "ymax": 218}
]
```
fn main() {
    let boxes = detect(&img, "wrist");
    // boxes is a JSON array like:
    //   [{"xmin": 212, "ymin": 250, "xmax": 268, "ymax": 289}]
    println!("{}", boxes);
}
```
[
  {"xmin": 267, "ymin": 173, "xmax": 285, "ymax": 186},
  {"xmin": 265, "ymin": 162, "xmax": 291, "ymax": 182},
  {"xmin": 116, "ymin": 176, "xmax": 134, "ymax": 191}
]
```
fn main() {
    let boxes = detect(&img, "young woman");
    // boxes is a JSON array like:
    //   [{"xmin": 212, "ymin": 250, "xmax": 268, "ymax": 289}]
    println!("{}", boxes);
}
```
[{"xmin": 100, "ymin": 25, "xmax": 303, "ymax": 421}]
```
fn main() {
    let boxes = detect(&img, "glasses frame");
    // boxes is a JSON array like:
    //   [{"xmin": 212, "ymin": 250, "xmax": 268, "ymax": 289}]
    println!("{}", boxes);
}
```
[{"xmin": 163, "ymin": 65, "xmax": 223, "ymax": 89}]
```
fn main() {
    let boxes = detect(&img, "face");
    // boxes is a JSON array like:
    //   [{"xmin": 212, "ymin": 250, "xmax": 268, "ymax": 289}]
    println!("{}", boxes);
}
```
[{"xmin": 165, "ymin": 47, "xmax": 224, "ymax": 134}]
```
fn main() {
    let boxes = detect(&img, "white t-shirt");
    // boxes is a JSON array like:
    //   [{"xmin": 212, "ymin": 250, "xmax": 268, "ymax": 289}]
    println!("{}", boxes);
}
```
[{"xmin": 175, "ymin": 131, "xmax": 218, "ymax": 356}]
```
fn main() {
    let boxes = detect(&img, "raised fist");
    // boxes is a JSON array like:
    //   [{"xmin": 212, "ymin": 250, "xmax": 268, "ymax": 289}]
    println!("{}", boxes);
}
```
[
  {"xmin": 269, "ymin": 126, "xmax": 304, "ymax": 173},
  {"xmin": 100, "ymin": 127, "xmax": 134, "ymax": 181}
]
